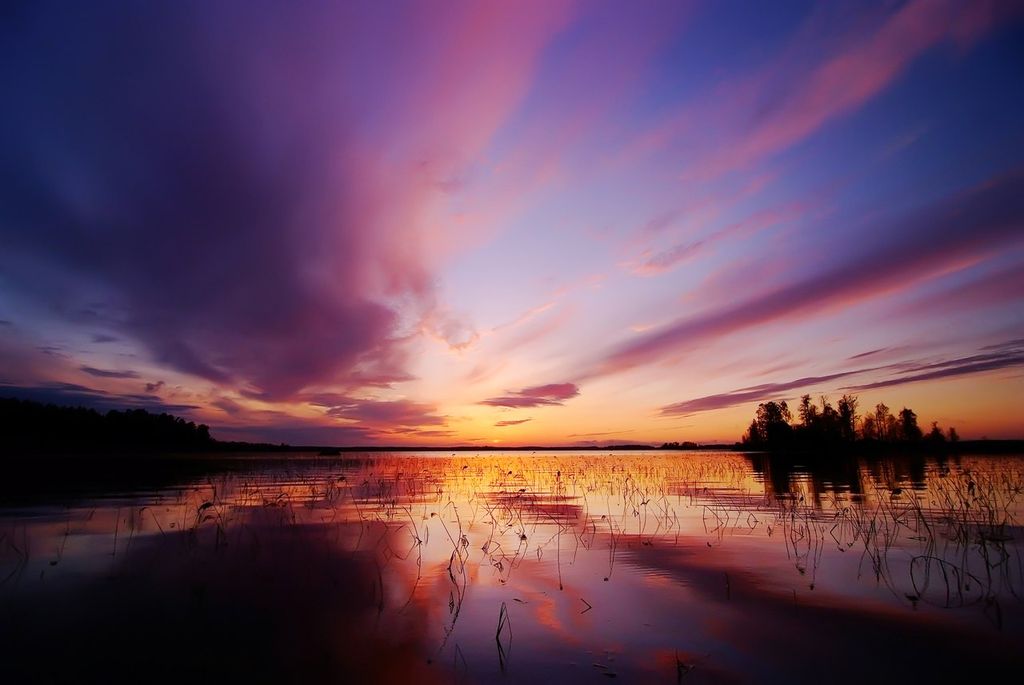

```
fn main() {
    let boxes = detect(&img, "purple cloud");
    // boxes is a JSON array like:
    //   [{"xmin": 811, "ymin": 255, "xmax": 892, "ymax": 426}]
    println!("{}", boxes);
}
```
[
  {"xmin": 211, "ymin": 397, "xmax": 243, "ymax": 416},
  {"xmin": 659, "ymin": 341, "xmax": 1024, "ymax": 416},
  {"xmin": 481, "ymin": 383, "xmax": 580, "ymax": 408},
  {"xmin": 0, "ymin": 3, "xmax": 429, "ymax": 400},
  {"xmin": 848, "ymin": 348, "xmax": 889, "ymax": 361},
  {"xmin": 892, "ymin": 261, "xmax": 1024, "ymax": 317},
  {"xmin": 312, "ymin": 397, "xmax": 448, "ymax": 432},
  {"xmin": 843, "ymin": 346, "xmax": 1024, "ymax": 392},
  {"xmin": 0, "ymin": 2, "xmax": 571, "ymax": 401},
  {"xmin": 0, "ymin": 382, "xmax": 198, "ymax": 414},
  {"xmin": 659, "ymin": 370, "xmax": 870, "ymax": 416},
  {"xmin": 80, "ymin": 366, "xmax": 140, "ymax": 380},
  {"xmin": 590, "ymin": 170, "xmax": 1024, "ymax": 379}
]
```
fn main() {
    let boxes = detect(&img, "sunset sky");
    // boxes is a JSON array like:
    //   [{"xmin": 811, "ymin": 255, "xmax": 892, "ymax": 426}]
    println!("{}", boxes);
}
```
[{"xmin": 1, "ymin": 0, "xmax": 1023, "ymax": 445}]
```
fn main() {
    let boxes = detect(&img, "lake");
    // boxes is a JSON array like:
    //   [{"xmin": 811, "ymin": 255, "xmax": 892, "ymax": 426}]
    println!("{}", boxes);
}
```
[{"xmin": 1, "ymin": 450, "xmax": 1021, "ymax": 683}]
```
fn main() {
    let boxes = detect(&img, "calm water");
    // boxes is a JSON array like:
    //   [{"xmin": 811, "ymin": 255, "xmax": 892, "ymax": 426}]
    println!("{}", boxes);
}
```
[{"xmin": 1, "ymin": 450, "xmax": 1022, "ymax": 683}]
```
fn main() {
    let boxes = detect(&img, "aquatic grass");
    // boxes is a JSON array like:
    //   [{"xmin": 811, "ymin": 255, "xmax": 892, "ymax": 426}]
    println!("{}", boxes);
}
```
[{"xmin": 495, "ymin": 600, "xmax": 512, "ymax": 671}]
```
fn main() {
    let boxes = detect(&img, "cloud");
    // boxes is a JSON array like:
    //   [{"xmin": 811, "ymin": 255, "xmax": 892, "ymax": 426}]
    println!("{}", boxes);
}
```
[
  {"xmin": 490, "ymin": 300, "xmax": 557, "ymax": 335},
  {"xmin": 588, "ymin": 169, "xmax": 1024, "ymax": 379},
  {"xmin": 659, "ymin": 370, "xmax": 870, "ymax": 416},
  {"xmin": 80, "ymin": 366, "xmax": 140, "ymax": 379},
  {"xmin": 893, "ymin": 261, "xmax": 1024, "ymax": 316},
  {"xmin": 842, "ymin": 346, "xmax": 1024, "ymax": 392},
  {"xmin": 218, "ymin": 422, "xmax": 375, "ymax": 447},
  {"xmin": 658, "ymin": 340, "xmax": 1024, "ymax": 416},
  {"xmin": 383, "ymin": 427, "xmax": 458, "ymax": 439},
  {"xmin": 495, "ymin": 418, "xmax": 532, "ymax": 427},
  {"xmin": 633, "ymin": 242, "xmax": 705, "ymax": 277},
  {"xmin": 211, "ymin": 397, "xmax": 243, "ymax": 416},
  {"xmin": 0, "ymin": 2, "xmax": 572, "ymax": 400},
  {"xmin": 481, "ymin": 382, "xmax": 580, "ymax": 408},
  {"xmin": 982, "ymin": 339, "xmax": 1024, "ymax": 352},
  {"xmin": 633, "ymin": 201, "xmax": 809, "ymax": 276},
  {"xmin": 91, "ymin": 334, "xmax": 119, "ymax": 343},
  {"xmin": 0, "ymin": 382, "xmax": 198, "ymax": 414},
  {"xmin": 639, "ymin": 210, "xmax": 682, "ymax": 236},
  {"xmin": 494, "ymin": 304, "xmax": 574, "ymax": 354},
  {"xmin": 422, "ymin": 309, "xmax": 479, "ymax": 352},
  {"xmin": 566, "ymin": 429, "xmax": 634, "ymax": 438},
  {"xmin": 679, "ymin": 0, "xmax": 1008, "ymax": 180},
  {"xmin": 306, "ymin": 395, "xmax": 449, "ymax": 437},
  {"xmin": 848, "ymin": 348, "xmax": 889, "ymax": 361},
  {"xmin": 213, "ymin": 397, "xmax": 455, "ymax": 444}
]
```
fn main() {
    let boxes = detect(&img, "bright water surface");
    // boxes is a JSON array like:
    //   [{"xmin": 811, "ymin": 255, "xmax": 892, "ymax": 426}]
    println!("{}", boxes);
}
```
[{"xmin": 1, "ymin": 450, "xmax": 1022, "ymax": 683}]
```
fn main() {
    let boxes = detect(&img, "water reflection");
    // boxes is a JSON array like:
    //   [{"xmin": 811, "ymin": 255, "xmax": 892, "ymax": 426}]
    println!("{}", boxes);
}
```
[{"xmin": 1, "ymin": 451, "xmax": 1021, "ymax": 683}]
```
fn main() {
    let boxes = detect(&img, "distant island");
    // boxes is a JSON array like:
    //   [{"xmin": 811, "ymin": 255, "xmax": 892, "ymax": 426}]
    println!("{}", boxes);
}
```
[{"xmin": 741, "ymin": 394, "xmax": 967, "ymax": 452}]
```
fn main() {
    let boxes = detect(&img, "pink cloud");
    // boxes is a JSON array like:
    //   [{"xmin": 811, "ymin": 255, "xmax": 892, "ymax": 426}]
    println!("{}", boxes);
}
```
[
  {"xmin": 494, "ymin": 304, "xmax": 575, "ymax": 354},
  {"xmin": 420, "ymin": 2, "xmax": 693, "ymax": 262},
  {"xmin": 422, "ymin": 309, "xmax": 480, "ymax": 352},
  {"xmin": 481, "ymin": 382, "xmax": 580, "ymax": 408}
]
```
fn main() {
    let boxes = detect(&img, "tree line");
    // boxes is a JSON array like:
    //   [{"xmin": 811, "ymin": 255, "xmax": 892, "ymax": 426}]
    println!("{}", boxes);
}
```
[
  {"xmin": 1, "ymin": 397, "xmax": 215, "ymax": 454},
  {"xmin": 741, "ymin": 394, "xmax": 958, "ymax": 450}
]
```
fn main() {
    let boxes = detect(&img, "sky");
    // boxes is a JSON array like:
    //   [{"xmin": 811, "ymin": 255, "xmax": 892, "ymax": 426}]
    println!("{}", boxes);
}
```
[{"xmin": 1, "ymin": 0, "xmax": 1023, "ymax": 446}]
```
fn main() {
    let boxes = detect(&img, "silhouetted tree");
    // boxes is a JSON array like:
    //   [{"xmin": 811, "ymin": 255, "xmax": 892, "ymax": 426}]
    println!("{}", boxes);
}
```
[
  {"xmin": 798, "ymin": 395, "xmax": 818, "ymax": 427},
  {"xmin": 948, "ymin": 427, "xmax": 959, "ymax": 443},
  {"xmin": 743, "ymin": 419, "xmax": 762, "ymax": 445},
  {"xmin": 790, "ymin": 395, "xmax": 847, "ymax": 446},
  {"xmin": 818, "ymin": 396, "xmax": 841, "ymax": 441},
  {"xmin": 743, "ymin": 400, "xmax": 793, "ymax": 448},
  {"xmin": 898, "ymin": 407, "xmax": 922, "ymax": 442},
  {"xmin": 874, "ymin": 403, "xmax": 895, "ymax": 441},
  {"xmin": 860, "ymin": 414, "xmax": 877, "ymax": 441},
  {"xmin": 837, "ymin": 395, "xmax": 858, "ymax": 442}
]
